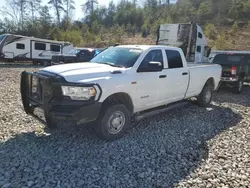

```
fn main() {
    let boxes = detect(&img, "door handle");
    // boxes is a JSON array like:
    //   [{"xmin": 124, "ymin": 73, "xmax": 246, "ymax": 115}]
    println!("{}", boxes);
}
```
[
  {"xmin": 159, "ymin": 75, "xmax": 167, "ymax": 78},
  {"xmin": 182, "ymin": 72, "xmax": 188, "ymax": 75}
]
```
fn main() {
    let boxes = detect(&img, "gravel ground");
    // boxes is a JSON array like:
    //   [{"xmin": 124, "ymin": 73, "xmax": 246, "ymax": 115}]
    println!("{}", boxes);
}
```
[{"xmin": 0, "ymin": 65, "xmax": 249, "ymax": 188}]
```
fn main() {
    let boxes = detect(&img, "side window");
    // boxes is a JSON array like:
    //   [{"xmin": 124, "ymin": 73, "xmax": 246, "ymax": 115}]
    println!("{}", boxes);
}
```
[
  {"xmin": 165, "ymin": 50, "xmax": 183, "ymax": 69},
  {"xmin": 35, "ymin": 42, "xmax": 46, "ymax": 50},
  {"xmin": 16, "ymin": 43, "xmax": 25, "ymax": 49},
  {"xmin": 198, "ymin": 32, "xmax": 203, "ymax": 39},
  {"xmin": 212, "ymin": 54, "xmax": 226, "ymax": 63},
  {"xmin": 138, "ymin": 49, "xmax": 163, "ymax": 71},
  {"xmin": 50, "ymin": 44, "xmax": 60, "ymax": 52},
  {"xmin": 197, "ymin": 46, "xmax": 201, "ymax": 53},
  {"xmin": 79, "ymin": 50, "xmax": 91, "ymax": 56}
]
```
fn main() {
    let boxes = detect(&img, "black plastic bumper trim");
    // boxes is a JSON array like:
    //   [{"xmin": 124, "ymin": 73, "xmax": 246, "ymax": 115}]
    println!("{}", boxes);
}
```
[{"xmin": 20, "ymin": 70, "xmax": 103, "ymax": 125}]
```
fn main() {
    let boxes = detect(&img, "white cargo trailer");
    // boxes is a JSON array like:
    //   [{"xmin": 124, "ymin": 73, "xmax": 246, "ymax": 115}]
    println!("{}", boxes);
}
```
[{"xmin": 156, "ymin": 22, "xmax": 211, "ymax": 63}]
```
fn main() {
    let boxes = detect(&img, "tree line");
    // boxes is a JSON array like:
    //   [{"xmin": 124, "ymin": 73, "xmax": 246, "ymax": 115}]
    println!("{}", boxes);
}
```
[{"xmin": 0, "ymin": 0, "xmax": 250, "ymax": 47}]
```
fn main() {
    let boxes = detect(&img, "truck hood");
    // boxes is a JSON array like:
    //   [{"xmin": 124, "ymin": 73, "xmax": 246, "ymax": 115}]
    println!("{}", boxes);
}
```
[{"xmin": 40, "ymin": 62, "xmax": 126, "ymax": 83}]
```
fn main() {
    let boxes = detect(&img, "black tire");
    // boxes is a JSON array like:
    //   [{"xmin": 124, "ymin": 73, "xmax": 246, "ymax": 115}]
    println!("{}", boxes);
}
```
[
  {"xmin": 32, "ymin": 61, "xmax": 38, "ymax": 65},
  {"xmin": 43, "ymin": 60, "xmax": 50, "ymax": 66},
  {"xmin": 233, "ymin": 79, "xmax": 244, "ymax": 94},
  {"xmin": 45, "ymin": 115, "xmax": 57, "ymax": 129},
  {"xmin": 95, "ymin": 104, "xmax": 130, "ymax": 141},
  {"xmin": 197, "ymin": 84, "xmax": 214, "ymax": 107}
]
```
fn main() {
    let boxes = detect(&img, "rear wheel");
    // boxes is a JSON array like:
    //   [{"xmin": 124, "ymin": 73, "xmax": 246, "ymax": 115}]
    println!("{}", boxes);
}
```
[
  {"xmin": 197, "ymin": 84, "xmax": 214, "ymax": 107},
  {"xmin": 233, "ymin": 79, "xmax": 244, "ymax": 94},
  {"xmin": 95, "ymin": 104, "xmax": 130, "ymax": 141},
  {"xmin": 43, "ymin": 60, "xmax": 50, "ymax": 66},
  {"xmin": 45, "ymin": 115, "xmax": 57, "ymax": 129}
]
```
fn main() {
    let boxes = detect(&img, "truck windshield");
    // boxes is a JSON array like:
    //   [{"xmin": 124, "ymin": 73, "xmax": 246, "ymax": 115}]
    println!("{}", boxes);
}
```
[
  {"xmin": 90, "ymin": 47, "xmax": 143, "ymax": 68},
  {"xmin": 213, "ymin": 54, "xmax": 249, "ymax": 65},
  {"xmin": 67, "ymin": 49, "xmax": 81, "ymax": 55},
  {"xmin": 0, "ymin": 34, "xmax": 6, "ymax": 43}
]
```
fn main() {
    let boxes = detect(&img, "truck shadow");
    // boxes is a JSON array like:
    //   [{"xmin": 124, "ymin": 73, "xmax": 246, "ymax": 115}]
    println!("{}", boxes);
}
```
[
  {"xmin": 215, "ymin": 83, "xmax": 250, "ymax": 107},
  {"xmin": 0, "ymin": 103, "xmax": 243, "ymax": 187}
]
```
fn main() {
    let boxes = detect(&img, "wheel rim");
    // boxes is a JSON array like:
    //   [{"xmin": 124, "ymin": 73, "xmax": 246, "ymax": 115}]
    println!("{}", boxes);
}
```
[
  {"xmin": 204, "ymin": 88, "xmax": 212, "ymax": 104},
  {"xmin": 238, "ymin": 81, "xmax": 243, "ymax": 91},
  {"xmin": 108, "ymin": 111, "xmax": 125, "ymax": 134}
]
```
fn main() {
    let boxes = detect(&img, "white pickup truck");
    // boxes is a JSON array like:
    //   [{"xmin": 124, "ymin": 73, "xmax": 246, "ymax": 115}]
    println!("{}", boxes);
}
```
[{"xmin": 20, "ymin": 45, "xmax": 222, "ymax": 140}]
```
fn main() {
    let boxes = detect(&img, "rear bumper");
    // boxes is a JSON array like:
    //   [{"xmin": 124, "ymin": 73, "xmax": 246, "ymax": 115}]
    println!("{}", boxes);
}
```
[
  {"xmin": 221, "ymin": 77, "xmax": 239, "ymax": 82},
  {"xmin": 20, "ymin": 71, "xmax": 102, "ymax": 126}
]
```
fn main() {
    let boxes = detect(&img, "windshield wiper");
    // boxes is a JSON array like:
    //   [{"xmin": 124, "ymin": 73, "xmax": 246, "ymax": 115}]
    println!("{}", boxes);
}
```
[{"xmin": 93, "ymin": 62, "xmax": 125, "ymax": 68}]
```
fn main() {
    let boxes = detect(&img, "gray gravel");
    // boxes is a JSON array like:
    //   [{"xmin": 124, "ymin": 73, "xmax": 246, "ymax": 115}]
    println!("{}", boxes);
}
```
[{"xmin": 0, "ymin": 65, "xmax": 250, "ymax": 188}]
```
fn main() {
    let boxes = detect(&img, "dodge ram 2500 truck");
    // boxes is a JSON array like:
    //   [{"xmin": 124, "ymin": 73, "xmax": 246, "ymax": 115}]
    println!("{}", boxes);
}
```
[{"xmin": 20, "ymin": 45, "xmax": 222, "ymax": 141}]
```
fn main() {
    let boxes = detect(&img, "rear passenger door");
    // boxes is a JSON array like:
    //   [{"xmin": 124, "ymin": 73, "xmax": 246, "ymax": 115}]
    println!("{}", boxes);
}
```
[{"xmin": 162, "ymin": 49, "xmax": 189, "ymax": 103}]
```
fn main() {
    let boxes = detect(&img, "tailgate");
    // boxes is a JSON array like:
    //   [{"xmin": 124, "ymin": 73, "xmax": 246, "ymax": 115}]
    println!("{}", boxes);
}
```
[{"xmin": 220, "ymin": 64, "xmax": 233, "ymax": 77}]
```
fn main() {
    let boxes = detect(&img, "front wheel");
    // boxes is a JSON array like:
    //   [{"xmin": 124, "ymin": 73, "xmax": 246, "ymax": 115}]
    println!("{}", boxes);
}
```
[
  {"xmin": 95, "ymin": 104, "xmax": 130, "ymax": 141},
  {"xmin": 197, "ymin": 85, "xmax": 214, "ymax": 107}
]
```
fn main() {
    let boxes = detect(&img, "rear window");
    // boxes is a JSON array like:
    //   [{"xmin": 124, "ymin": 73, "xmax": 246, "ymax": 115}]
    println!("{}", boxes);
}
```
[{"xmin": 212, "ymin": 54, "xmax": 249, "ymax": 64}]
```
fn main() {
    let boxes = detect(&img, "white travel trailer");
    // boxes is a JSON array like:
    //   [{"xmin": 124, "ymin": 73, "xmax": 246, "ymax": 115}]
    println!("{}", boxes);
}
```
[
  {"xmin": 156, "ymin": 22, "xmax": 211, "ymax": 63},
  {"xmin": 0, "ymin": 34, "xmax": 74, "ymax": 65}
]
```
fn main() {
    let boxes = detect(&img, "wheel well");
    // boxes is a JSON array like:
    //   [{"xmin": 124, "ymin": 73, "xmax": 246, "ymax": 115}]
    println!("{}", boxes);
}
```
[
  {"xmin": 205, "ymin": 78, "xmax": 215, "ymax": 89},
  {"xmin": 101, "ymin": 93, "xmax": 134, "ymax": 114}
]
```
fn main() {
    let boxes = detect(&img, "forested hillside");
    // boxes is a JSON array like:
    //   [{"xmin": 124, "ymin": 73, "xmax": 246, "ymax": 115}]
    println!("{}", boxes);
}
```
[{"xmin": 1, "ymin": 0, "xmax": 250, "ymax": 50}]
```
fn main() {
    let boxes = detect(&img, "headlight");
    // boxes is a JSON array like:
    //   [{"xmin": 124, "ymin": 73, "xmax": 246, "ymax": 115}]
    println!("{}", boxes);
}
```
[{"xmin": 61, "ymin": 86, "xmax": 97, "ymax": 100}]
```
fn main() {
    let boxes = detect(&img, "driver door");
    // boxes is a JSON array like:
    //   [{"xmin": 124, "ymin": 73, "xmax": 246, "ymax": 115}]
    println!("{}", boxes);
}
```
[{"xmin": 135, "ymin": 49, "xmax": 165, "ymax": 111}]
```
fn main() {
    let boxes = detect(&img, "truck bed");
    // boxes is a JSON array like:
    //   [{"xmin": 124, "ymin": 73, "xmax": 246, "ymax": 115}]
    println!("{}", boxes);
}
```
[{"xmin": 185, "ymin": 63, "xmax": 222, "ymax": 98}]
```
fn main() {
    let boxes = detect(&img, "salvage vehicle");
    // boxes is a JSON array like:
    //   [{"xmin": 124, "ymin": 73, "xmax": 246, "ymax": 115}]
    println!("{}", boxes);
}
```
[
  {"xmin": 212, "ymin": 51, "xmax": 250, "ymax": 94},
  {"xmin": 20, "ymin": 45, "xmax": 222, "ymax": 141},
  {"xmin": 51, "ymin": 47, "xmax": 103, "ymax": 65},
  {"xmin": 156, "ymin": 22, "xmax": 211, "ymax": 63}
]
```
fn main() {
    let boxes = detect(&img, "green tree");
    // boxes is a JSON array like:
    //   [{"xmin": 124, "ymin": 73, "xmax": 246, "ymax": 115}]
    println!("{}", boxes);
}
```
[
  {"xmin": 205, "ymin": 23, "xmax": 216, "ymax": 39},
  {"xmin": 232, "ymin": 21, "xmax": 239, "ymax": 34},
  {"xmin": 48, "ymin": 0, "xmax": 65, "ymax": 25},
  {"xmin": 28, "ymin": 0, "xmax": 41, "ymax": 25},
  {"xmin": 215, "ymin": 34, "xmax": 227, "ymax": 50},
  {"xmin": 39, "ymin": 5, "xmax": 53, "ymax": 38},
  {"xmin": 63, "ymin": 0, "xmax": 75, "ymax": 20}
]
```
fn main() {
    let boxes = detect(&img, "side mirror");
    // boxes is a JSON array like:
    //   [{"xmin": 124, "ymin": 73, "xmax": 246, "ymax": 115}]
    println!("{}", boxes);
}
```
[
  {"xmin": 138, "ymin": 61, "xmax": 163, "ymax": 72},
  {"xmin": 149, "ymin": 61, "xmax": 162, "ymax": 67}
]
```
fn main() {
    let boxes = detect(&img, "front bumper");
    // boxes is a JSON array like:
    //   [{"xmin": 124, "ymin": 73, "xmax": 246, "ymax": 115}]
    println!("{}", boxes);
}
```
[
  {"xmin": 51, "ymin": 61, "xmax": 65, "ymax": 65},
  {"xmin": 20, "ymin": 71, "xmax": 102, "ymax": 126}
]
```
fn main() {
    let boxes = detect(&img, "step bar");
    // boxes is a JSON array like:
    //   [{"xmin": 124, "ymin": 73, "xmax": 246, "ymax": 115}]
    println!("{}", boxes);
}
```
[{"xmin": 134, "ymin": 101, "xmax": 191, "ymax": 122}]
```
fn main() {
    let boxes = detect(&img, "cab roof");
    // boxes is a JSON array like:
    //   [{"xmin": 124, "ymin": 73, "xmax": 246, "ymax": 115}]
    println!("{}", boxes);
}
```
[{"xmin": 116, "ymin": 44, "xmax": 180, "ymax": 51}]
